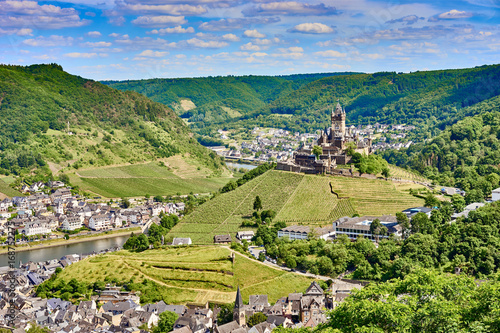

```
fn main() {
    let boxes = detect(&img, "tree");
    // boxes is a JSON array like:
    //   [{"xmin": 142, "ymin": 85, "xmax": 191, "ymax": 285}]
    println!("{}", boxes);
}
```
[
  {"xmin": 247, "ymin": 312, "xmax": 267, "ymax": 327},
  {"xmin": 382, "ymin": 167, "xmax": 390, "ymax": 178},
  {"xmin": 370, "ymin": 218, "xmax": 382, "ymax": 241},
  {"xmin": 121, "ymin": 198, "xmax": 131, "ymax": 208},
  {"xmin": 312, "ymin": 145, "xmax": 322, "ymax": 160},
  {"xmin": 64, "ymin": 234, "xmax": 69, "ymax": 240},
  {"xmin": 451, "ymin": 194, "xmax": 466, "ymax": 213},
  {"xmin": 152, "ymin": 311, "xmax": 178, "ymax": 333},
  {"xmin": 424, "ymin": 193, "xmax": 440, "ymax": 208},
  {"xmin": 253, "ymin": 195, "xmax": 263, "ymax": 211},
  {"xmin": 217, "ymin": 303, "xmax": 234, "ymax": 326},
  {"xmin": 396, "ymin": 212, "xmax": 411, "ymax": 239}
]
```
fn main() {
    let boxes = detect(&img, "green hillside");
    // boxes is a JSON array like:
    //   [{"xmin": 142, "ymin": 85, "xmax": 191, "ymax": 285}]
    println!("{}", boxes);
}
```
[
  {"xmin": 0, "ymin": 64, "xmax": 224, "ymax": 181},
  {"xmin": 169, "ymin": 170, "xmax": 424, "ymax": 244},
  {"xmin": 105, "ymin": 65, "xmax": 500, "ymax": 136},
  {"xmin": 383, "ymin": 106, "xmax": 500, "ymax": 201},
  {"xmin": 45, "ymin": 246, "xmax": 314, "ymax": 305},
  {"xmin": 103, "ymin": 72, "xmax": 358, "ymax": 133}
]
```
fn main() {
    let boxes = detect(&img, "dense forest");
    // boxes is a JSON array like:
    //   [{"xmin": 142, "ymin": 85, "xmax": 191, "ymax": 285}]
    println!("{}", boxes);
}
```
[
  {"xmin": 383, "ymin": 107, "xmax": 500, "ymax": 199},
  {"xmin": 276, "ymin": 269, "xmax": 500, "ymax": 333},
  {"xmin": 0, "ymin": 64, "xmax": 223, "ymax": 177}
]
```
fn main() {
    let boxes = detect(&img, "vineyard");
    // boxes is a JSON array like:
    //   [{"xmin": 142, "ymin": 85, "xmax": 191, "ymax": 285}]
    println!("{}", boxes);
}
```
[
  {"xmin": 169, "ymin": 170, "xmax": 424, "ymax": 244},
  {"xmin": 388, "ymin": 165, "xmax": 430, "ymax": 183},
  {"xmin": 53, "ymin": 246, "xmax": 314, "ymax": 305}
]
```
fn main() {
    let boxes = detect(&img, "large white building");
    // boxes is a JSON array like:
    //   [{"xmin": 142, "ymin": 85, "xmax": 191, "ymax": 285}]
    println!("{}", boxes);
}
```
[
  {"xmin": 22, "ymin": 221, "xmax": 52, "ymax": 236},
  {"xmin": 333, "ymin": 215, "xmax": 402, "ymax": 241}
]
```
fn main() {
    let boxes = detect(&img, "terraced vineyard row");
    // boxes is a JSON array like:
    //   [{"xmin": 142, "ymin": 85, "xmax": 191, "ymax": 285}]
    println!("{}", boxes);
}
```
[
  {"xmin": 328, "ymin": 199, "xmax": 357, "ymax": 221},
  {"xmin": 274, "ymin": 175, "xmax": 339, "ymax": 223}
]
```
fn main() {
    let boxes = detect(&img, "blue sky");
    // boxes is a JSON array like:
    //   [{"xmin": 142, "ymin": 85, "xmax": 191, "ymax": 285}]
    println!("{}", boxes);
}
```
[{"xmin": 0, "ymin": 0, "xmax": 498, "ymax": 80}]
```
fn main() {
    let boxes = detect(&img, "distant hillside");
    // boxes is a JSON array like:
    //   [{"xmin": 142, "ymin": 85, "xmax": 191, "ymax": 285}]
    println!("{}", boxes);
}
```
[
  {"xmin": 0, "ymin": 64, "xmax": 224, "ymax": 180},
  {"xmin": 169, "ymin": 170, "xmax": 424, "ymax": 244},
  {"xmin": 104, "ymin": 65, "xmax": 500, "ymax": 136},
  {"xmin": 103, "ymin": 72, "xmax": 359, "ymax": 133}
]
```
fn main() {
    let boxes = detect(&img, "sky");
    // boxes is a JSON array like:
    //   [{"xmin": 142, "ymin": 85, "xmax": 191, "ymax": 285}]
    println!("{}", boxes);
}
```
[{"xmin": 0, "ymin": 0, "xmax": 499, "ymax": 80}]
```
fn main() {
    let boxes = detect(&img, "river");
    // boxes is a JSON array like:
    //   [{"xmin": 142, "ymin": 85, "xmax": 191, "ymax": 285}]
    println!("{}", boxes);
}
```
[
  {"xmin": 225, "ymin": 162, "xmax": 258, "ymax": 171},
  {"xmin": 0, "ymin": 235, "xmax": 129, "ymax": 267}
]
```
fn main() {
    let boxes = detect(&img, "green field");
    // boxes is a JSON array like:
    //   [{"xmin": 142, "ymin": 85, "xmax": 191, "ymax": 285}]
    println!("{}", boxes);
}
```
[
  {"xmin": 68, "ymin": 161, "xmax": 235, "ymax": 198},
  {"xmin": 0, "ymin": 178, "xmax": 22, "ymax": 198},
  {"xmin": 170, "ymin": 170, "xmax": 424, "ymax": 244},
  {"xmin": 55, "ymin": 246, "xmax": 313, "ymax": 305}
]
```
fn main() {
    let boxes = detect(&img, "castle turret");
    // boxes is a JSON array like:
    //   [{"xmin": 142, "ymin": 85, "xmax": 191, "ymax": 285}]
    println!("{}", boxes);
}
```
[
  {"xmin": 233, "ymin": 286, "xmax": 245, "ymax": 326},
  {"xmin": 331, "ymin": 101, "xmax": 346, "ymax": 138}
]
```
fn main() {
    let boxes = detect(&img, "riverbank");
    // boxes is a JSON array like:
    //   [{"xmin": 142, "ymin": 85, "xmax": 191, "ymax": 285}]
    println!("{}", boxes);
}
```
[{"xmin": 0, "ymin": 227, "xmax": 140, "ymax": 254}]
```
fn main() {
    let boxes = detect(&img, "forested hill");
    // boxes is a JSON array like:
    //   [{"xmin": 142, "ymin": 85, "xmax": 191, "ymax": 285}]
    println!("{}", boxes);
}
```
[
  {"xmin": 0, "ymin": 64, "xmax": 223, "ymax": 177},
  {"xmin": 104, "ymin": 65, "xmax": 500, "ymax": 135},
  {"xmin": 383, "ymin": 100, "xmax": 500, "ymax": 201},
  {"xmin": 102, "ymin": 72, "xmax": 359, "ymax": 129}
]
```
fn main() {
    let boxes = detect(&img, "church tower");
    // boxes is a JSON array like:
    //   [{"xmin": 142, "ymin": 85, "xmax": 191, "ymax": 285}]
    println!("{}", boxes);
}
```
[
  {"xmin": 233, "ymin": 286, "xmax": 246, "ymax": 326},
  {"xmin": 331, "ymin": 101, "xmax": 346, "ymax": 138}
]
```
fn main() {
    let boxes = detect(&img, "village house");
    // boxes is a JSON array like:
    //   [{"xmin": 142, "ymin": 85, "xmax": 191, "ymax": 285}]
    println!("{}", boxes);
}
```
[
  {"xmin": 236, "ymin": 231, "xmax": 254, "ymax": 242},
  {"xmin": 214, "ymin": 234, "xmax": 232, "ymax": 244}
]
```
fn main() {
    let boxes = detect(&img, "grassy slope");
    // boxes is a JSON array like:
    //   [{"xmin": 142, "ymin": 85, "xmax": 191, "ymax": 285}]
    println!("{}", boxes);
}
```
[
  {"xmin": 170, "ymin": 170, "xmax": 424, "ymax": 244},
  {"xmin": 0, "ymin": 64, "xmax": 223, "ymax": 176},
  {"xmin": 0, "ymin": 178, "xmax": 22, "ymax": 197},
  {"xmin": 55, "ymin": 246, "xmax": 313, "ymax": 304},
  {"xmin": 68, "ymin": 160, "xmax": 234, "ymax": 198}
]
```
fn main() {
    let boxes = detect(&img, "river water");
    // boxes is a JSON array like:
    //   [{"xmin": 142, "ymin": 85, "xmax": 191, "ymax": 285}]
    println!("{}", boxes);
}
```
[
  {"xmin": 0, "ymin": 235, "xmax": 129, "ymax": 268},
  {"xmin": 225, "ymin": 162, "xmax": 258, "ymax": 170}
]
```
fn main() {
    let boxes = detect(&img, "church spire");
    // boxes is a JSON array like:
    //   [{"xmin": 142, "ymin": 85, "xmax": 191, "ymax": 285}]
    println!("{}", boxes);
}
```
[{"xmin": 235, "ymin": 285, "xmax": 243, "ymax": 309}]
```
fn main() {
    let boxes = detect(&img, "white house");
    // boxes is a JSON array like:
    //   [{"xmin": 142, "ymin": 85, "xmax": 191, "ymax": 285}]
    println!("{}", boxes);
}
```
[
  {"xmin": 22, "ymin": 221, "xmax": 52, "ymax": 236},
  {"xmin": 89, "ymin": 214, "xmax": 111, "ymax": 231},
  {"xmin": 236, "ymin": 231, "xmax": 255, "ymax": 241},
  {"xmin": 61, "ymin": 215, "xmax": 83, "ymax": 231},
  {"xmin": 492, "ymin": 188, "xmax": 500, "ymax": 202}
]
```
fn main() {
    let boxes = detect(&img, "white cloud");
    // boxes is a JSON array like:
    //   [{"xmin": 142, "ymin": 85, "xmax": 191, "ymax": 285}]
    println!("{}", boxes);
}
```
[
  {"xmin": 82, "ymin": 41, "xmax": 112, "ymax": 47},
  {"xmin": 64, "ymin": 52, "xmax": 99, "ymax": 58},
  {"xmin": 132, "ymin": 15, "xmax": 187, "ymax": 28},
  {"xmin": 222, "ymin": 33, "xmax": 240, "ymax": 42},
  {"xmin": 438, "ymin": 9, "xmax": 473, "ymax": 19},
  {"xmin": 23, "ymin": 35, "xmax": 74, "ymax": 47},
  {"xmin": 148, "ymin": 26, "xmax": 194, "ymax": 34},
  {"xmin": 199, "ymin": 18, "xmax": 280, "ymax": 32},
  {"xmin": 364, "ymin": 53, "xmax": 385, "ymax": 59},
  {"xmin": 243, "ymin": 1, "xmax": 336, "ymax": 16},
  {"xmin": 137, "ymin": 50, "xmax": 169, "ymax": 57},
  {"xmin": 16, "ymin": 28, "xmax": 33, "ymax": 36},
  {"xmin": 186, "ymin": 38, "xmax": 228, "ymax": 48},
  {"xmin": 243, "ymin": 29, "xmax": 266, "ymax": 38},
  {"xmin": 0, "ymin": 1, "xmax": 90, "ymax": 29},
  {"xmin": 118, "ymin": 4, "xmax": 206, "ymax": 16},
  {"xmin": 240, "ymin": 42, "xmax": 261, "ymax": 51},
  {"xmin": 273, "ymin": 47, "xmax": 304, "ymax": 59},
  {"xmin": 289, "ymin": 23, "xmax": 334, "ymax": 34},
  {"xmin": 315, "ymin": 50, "xmax": 347, "ymax": 58},
  {"xmin": 86, "ymin": 31, "xmax": 102, "ymax": 37}
]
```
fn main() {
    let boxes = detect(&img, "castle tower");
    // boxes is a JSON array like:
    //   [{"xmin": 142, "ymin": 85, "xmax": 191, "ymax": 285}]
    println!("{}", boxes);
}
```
[
  {"xmin": 331, "ymin": 101, "xmax": 346, "ymax": 138},
  {"xmin": 233, "ymin": 286, "xmax": 246, "ymax": 326}
]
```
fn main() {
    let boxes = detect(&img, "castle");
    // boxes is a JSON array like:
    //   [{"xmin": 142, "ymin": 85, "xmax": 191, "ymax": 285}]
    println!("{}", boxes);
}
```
[{"xmin": 277, "ymin": 102, "xmax": 372, "ymax": 174}]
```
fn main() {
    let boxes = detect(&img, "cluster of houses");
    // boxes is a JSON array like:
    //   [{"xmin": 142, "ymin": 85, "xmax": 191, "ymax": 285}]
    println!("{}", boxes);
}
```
[
  {"xmin": 214, "ymin": 280, "xmax": 362, "ymax": 333},
  {"xmin": 0, "ymin": 248, "xmax": 363, "ymax": 333},
  {"xmin": 214, "ymin": 123, "xmax": 416, "ymax": 165},
  {"xmin": 0, "ymin": 181, "xmax": 186, "ymax": 240}
]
